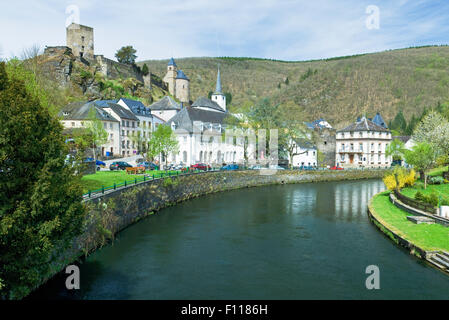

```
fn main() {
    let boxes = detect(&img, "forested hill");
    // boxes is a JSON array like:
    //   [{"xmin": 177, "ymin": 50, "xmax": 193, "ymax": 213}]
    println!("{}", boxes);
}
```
[{"xmin": 140, "ymin": 46, "xmax": 449, "ymax": 129}]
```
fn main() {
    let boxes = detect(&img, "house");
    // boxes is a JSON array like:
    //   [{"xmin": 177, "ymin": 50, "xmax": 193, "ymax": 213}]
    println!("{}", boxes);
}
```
[
  {"xmin": 59, "ymin": 101, "xmax": 120, "ymax": 157},
  {"xmin": 336, "ymin": 116, "xmax": 392, "ymax": 168},
  {"xmin": 165, "ymin": 68, "xmax": 245, "ymax": 166},
  {"xmin": 290, "ymin": 138, "xmax": 317, "ymax": 168},
  {"xmin": 149, "ymin": 96, "xmax": 181, "ymax": 122},
  {"xmin": 305, "ymin": 118, "xmax": 336, "ymax": 167},
  {"xmin": 100, "ymin": 102, "xmax": 140, "ymax": 156}
]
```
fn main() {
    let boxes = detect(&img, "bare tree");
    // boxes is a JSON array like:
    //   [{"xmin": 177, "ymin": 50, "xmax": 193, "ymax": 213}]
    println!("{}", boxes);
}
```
[{"xmin": 21, "ymin": 44, "xmax": 43, "ymax": 78}]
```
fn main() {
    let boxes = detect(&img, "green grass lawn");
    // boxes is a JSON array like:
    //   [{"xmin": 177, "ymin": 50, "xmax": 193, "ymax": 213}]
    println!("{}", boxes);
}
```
[
  {"xmin": 370, "ymin": 192, "xmax": 449, "ymax": 252},
  {"xmin": 429, "ymin": 166, "xmax": 448, "ymax": 177},
  {"xmin": 401, "ymin": 183, "xmax": 449, "ymax": 199},
  {"xmin": 81, "ymin": 170, "xmax": 180, "ymax": 193}
]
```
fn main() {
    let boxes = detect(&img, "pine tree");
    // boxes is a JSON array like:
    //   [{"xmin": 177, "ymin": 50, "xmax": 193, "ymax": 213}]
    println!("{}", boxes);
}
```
[{"xmin": 0, "ymin": 62, "xmax": 85, "ymax": 299}]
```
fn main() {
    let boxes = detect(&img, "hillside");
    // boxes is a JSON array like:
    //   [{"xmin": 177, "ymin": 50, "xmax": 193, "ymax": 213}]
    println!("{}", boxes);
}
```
[{"xmin": 140, "ymin": 46, "xmax": 449, "ymax": 129}]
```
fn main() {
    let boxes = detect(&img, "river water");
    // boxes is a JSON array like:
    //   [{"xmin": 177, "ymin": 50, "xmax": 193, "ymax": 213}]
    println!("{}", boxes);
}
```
[{"xmin": 32, "ymin": 179, "xmax": 449, "ymax": 299}]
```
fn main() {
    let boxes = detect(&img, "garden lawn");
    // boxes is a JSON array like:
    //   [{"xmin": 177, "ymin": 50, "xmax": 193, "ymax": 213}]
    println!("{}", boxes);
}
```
[
  {"xmin": 401, "ymin": 183, "xmax": 449, "ymax": 199},
  {"xmin": 370, "ymin": 191, "xmax": 449, "ymax": 252},
  {"xmin": 81, "ymin": 170, "xmax": 180, "ymax": 193},
  {"xmin": 429, "ymin": 166, "xmax": 448, "ymax": 177}
]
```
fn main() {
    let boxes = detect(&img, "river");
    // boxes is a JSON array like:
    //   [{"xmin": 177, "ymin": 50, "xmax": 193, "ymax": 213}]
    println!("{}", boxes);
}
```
[{"xmin": 31, "ymin": 179, "xmax": 449, "ymax": 299}]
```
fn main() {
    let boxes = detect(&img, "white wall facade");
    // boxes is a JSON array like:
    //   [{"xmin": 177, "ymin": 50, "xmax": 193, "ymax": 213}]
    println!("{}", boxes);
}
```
[
  {"xmin": 61, "ymin": 119, "xmax": 120, "ymax": 157},
  {"xmin": 335, "ymin": 130, "xmax": 392, "ymax": 168}
]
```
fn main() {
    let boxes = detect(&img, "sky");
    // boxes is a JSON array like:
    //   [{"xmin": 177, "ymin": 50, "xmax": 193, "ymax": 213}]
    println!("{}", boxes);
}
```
[{"xmin": 1, "ymin": 0, "xmax": 449, "ymax": 62}]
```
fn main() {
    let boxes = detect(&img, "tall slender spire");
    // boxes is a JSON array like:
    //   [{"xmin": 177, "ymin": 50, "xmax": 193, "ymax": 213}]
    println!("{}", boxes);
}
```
[{"xmin": 215, "ymin": 66, "xmax": 222, "ymax": 94}]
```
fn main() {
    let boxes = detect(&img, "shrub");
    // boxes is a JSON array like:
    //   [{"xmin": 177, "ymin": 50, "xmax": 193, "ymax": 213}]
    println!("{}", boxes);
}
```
[
  {"xmin": 383, "ymin": 174, "xmax": 397, "ymax": 191},
  {"xmin": 383, "ymin": 167, "xmax": 416, "ymax": 191},
  {"xmin": 429, "ymin": 176, "xmax": 444, "ymax": 185},
  {"xmin": 414, "ymin": 191, "xmax": 439, "ymax": 206}
]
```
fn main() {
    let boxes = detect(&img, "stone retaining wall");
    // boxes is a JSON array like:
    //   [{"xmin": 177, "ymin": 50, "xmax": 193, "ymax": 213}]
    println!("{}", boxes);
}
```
[{"xmin": 34, "ymin": 169, "xmax": 386, "ymax": 296}]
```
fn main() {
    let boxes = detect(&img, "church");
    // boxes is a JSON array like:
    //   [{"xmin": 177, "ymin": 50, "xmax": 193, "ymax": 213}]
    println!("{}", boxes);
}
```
[{"xmin": 154, "ymin": 58, "xmax": 246, "ymax": 166}]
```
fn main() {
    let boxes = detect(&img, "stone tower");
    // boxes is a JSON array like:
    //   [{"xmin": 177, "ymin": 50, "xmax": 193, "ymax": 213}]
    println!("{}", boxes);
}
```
[
  {"xmin": 211, "ymin": 67, "xmax": 226, "ymax": 111},
  {"xmin": 163, "ymin": 58, "xmax": 177, "ymax": 96},
  {"xmin": 175, "ymin": 70, "xmax": 190, "ymax": 104},
  {"xmin": 66, "ymin": 23, "xmax": 94, "ymax": 60}
]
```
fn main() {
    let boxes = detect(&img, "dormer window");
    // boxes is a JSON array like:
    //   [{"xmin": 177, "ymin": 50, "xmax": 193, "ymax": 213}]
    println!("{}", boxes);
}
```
[{"xmin": 63, "ymin": 111, "xmax": 69, "ymax": 116}]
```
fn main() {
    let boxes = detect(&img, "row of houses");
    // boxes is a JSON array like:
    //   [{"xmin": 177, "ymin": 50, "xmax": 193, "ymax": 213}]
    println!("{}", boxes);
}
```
[{"xmin": 60, "ymin": 57, "xmax": 399, "ymax": 169}]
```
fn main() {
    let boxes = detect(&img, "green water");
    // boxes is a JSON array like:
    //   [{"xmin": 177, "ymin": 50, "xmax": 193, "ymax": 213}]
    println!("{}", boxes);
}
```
[{"xmin": 32, "ymin": 179, "xmax": 449, "ymax": 299}]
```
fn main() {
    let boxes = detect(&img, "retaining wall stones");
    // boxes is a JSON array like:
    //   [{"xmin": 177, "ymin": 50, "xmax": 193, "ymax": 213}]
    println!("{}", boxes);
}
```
[{"xmin": 34, "ymin": 169, "xmax": 386, "ymax": 295}]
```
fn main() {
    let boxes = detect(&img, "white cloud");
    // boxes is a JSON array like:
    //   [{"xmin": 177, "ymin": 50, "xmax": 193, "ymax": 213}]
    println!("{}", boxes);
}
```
[{"xmin": 0, "ymin": 0, "xmax": 448, "ymax": 61}]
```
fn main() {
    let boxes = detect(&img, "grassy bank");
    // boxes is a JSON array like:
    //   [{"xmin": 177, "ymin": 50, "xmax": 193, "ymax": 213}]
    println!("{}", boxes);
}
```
[
  {"xmin": 370, "ymin": 191, "xmax": 449, "ymax": 252},
  {"xmin": 80, "ymin": 170, "xmax": 180, "ymax": 193}
]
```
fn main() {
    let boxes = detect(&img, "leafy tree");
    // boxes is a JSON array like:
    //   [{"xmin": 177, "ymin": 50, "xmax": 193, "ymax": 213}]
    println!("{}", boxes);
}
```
[
  {"xmin": 83, "ymin": 107, "xmax": 109, "ymax": 162},
  {"xmin": 412, "ymin": 110, "xmax": 449, "ymax": 157},
  {"xmin": 390, "ymin": 110, "xmax": 407, "ymax": 134},
  {"xmin": 386, "ymin": 138, "xmax": 405, "ymax": 162},
  {"xmin": 148, "ymin": 125, "xmax": 179, "ymax": 168},
  {"xmin": 0, "ymin": 62, "xmax": 85, "ymax": 299},
  {"xmin": 142, "ymin": 63, "xmax": 149, "ymax": 76},
  {"xmin": 115, "ymin": 46, "xmax": 137, "ymax": 65},
  {"xmin": 404, "ymin": 142, "xmax": 435, "ymax": 189}
]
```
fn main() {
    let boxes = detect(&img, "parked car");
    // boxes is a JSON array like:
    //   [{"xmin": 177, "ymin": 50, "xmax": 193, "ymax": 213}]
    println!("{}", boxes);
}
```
[
  {"xmin": 250, "ymin": 165, "xmax": 264, "ymax": 170},
  {"xmin": 331, "ymin": 166, "xmax": 344, "ymax": 170},
  {"xmin": 221, "ymin": 164, "xmax": 239, "ymax": 171},
  {"xmin": 84, "ymin": 158, "xmax": 106, "ymax": 171},
  {"xmin": 170, "ymin": 164, "xmax": 185, "ymax": 170},
  {"xmin": 136, "ymin": 158, "xmax": 145, "ymax": 164},
  {"xmin": 269, "ymin": 165, "xmax": 285, "ymax": 170},
  {"xmin": 299, "ymin": 165, "xmax": 315, "ymax": 171},
  {"xmin": 109, "ymin": 161, "xmax": 133, "ymax": 170},
  {"xmin": 190, "ymin": 163, "xmax": 211, "ymax": 171},
  {"xmin": 137, "ymin": 162, "xmax": 159, "ymax": 170}
]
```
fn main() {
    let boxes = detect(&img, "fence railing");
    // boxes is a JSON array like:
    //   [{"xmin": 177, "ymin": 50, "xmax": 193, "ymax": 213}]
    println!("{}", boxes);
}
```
[
  {"xmin": 393, "ymin": 189, "xmax": 437, "ymax": 215},
  {"xmin": 82, "ymin": 166, "xmax": 388, "ymax": 199},
  {"xmin": 83, "ymin": 168, "xmax": 221, "ymax": 199}
]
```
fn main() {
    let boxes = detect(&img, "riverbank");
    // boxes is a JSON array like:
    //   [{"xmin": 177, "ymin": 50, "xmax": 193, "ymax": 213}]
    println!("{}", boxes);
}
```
[
  {"xmin": 368, "ymin": 191, "xmax": 449, "ymax": 272},
  {"xmin": 27, "ymin": 169, "xmax": 386, "ymax": 298}
]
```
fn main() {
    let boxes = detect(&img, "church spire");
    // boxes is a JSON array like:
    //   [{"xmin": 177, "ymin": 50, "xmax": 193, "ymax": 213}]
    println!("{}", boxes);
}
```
[{"xmin": 215, "ymin": 66, "xmax": 222, "ymax": 94}]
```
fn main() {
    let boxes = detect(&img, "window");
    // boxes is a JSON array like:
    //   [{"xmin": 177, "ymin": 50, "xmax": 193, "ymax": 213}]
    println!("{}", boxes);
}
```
[
  {"xmin": 71, "ymin": 122, "xmax": 75, "ymax": 127},
  {"xmin": 126, "ymin": 121, "xmax": 129, "ymax": 127},
  {"xmin": 110, "ymin": 123, "xmax": 113, "ymax": 129}
]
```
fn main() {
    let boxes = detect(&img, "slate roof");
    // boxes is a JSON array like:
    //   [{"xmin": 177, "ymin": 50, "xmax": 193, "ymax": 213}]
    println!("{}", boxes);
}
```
[
  {"xmin": 215, "ymin": 67, "xmax": 222, "ymax": 94},
  {"xmin": 337, "ymin": 117, "xmax": 390, "ymax": 133},
  {"xmin": 168, "ymin": 57, "xmax": 177, "ymax": 67},
  {"xmin": 167, "ymin": 107, "xmax": 230, "ymax": 133},
  {"xmin": 294, "ymin": 138, "xmax": 316, "ymax": 150},
  {"xmin": 119, "ymin": 98, "xmax": 152, "ymax": 117},
  {"xmin": 149, "ymin": 96, "xmax": 181, "ymax": 111},
  {"xmin": 372, "ymin": 112, "xmax": 388, "ymax": 129},
  {"xmin": 191, "ymin": 96, "xmax": 225, "ymax": 113},
  {"xmin": 101, "ymin": 102, "xmax": 139, "ymax": 121},
  {"xmin": 305, "ymin": 118, "xmax": 332, "ymax": 130},
  {"xmin": 176, "ymin": 70, "xmax": 189, "ymax": 80},
  {"xmin": 59, "ymin": 101, "xmax": 119, "ymax": 122}
]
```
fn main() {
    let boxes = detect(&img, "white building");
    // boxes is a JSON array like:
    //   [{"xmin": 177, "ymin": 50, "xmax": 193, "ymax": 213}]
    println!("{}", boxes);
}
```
[
  {"xmin": 290, "ymin": 139, "xmax": 317, "ymax": 168},
  {"xmin": 165, "ymin": 68, "xmax": 245, "ymax": 166},
  {"xmin": 59, "ymin": 101, "xmax": 120, "ymax": 157},
  {"xmin": 336, "ymin": 116, "xmax": 392, "ymax": 168},
  {"xmin": 149, "ymin": 96, "xmax": 182, "ymax": 123}
]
